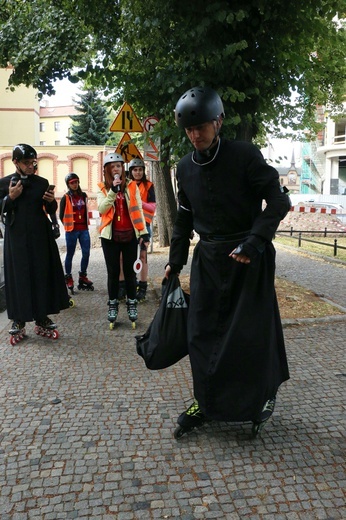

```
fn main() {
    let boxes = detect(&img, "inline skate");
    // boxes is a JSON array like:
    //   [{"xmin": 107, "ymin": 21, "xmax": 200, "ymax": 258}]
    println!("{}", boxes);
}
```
[
  {"xmin": 136, "ymin": 281, "xmax": 148, "ymax": 302},
  {"xmin": 108, "ymin": 299, "xmax": 119, "ymax": 330},
  {"xmin": 34, "ymin": 317, "xmax": 59, "ymax": 339},
  {"xmin": 252, "ymin": 396, "xmax": 276, "ymax": 437},
  {"xmin": 118, "ymin": 280, "xmax": 126, "ymax": 301},
  {"xmin": 65, "ymin": 274, "xmax": 75, "ymax": 295},
  {"xmin": 77, "ymin": 271, "xmax": 94, "ymax": 291},
  {"xmin": 174, "ymin": 400, "xmax": 208, "ymax": 439},
  {"xmin": 126, "ymin": 298, "xmax": 138, "ymax": 329},
  {"xmin": 9, "ymin": 321, "xmax": 27, "ymax": 345}
]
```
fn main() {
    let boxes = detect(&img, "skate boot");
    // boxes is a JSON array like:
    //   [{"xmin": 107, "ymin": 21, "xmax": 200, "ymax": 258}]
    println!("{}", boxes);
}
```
[
  {"xmin": 65, "ymin": 274, "xmax": 75, "ymax": 295},
  {"xmin": 174, "ymin": 400, "xmax": 207, "ymax": 439},
  {"xmin": 108, "ymin": 299, "xmax": 119, "ymax": 330},
  {"xmin": 77, "ymin": 271, "xmax": 94, "ymax": 291},
  {"xmin": 52, "ymin": 223, "xmax": 61, "ymax": 239},
  {"xmin": 136, "ymin": 281, "xmax": 148, "ymax": 302},
  {"xmin": 118, "ymin": 280, "xmax": 126, "ymax": 301},
  {"xmin": 252, "ymin": 396, "xmax": 276, "ymax": 437},
  {"xmin": 9, "ymin": 321, "xmax": 26, "ymax": 345},
  {"xmin": 126, "ymin": 298, "xmax": 138, "ymax": 329},
  {"xmin": 34, "ymin": 317, "xmax": 59, "ymax": 339}
]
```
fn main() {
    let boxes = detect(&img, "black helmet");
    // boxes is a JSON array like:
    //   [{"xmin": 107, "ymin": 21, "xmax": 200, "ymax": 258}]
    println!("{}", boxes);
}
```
[
  {"xmin": 12, "ymin": 143, "xmax": 37, "ymax": 161},
  {"xmin": 174, "ymin": 86, "xmax": 225, "ymax": 128},
  {"xmin": 65, "ymin": 172, "xmax": 79, "ymax": 187}
]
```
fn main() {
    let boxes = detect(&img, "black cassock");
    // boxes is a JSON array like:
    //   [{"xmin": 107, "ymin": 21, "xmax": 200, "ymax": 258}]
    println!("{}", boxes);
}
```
[
  {"xmin": 169, "ymin": 138, "xmax": 290, "ymax": 421},
  {"xmin": 0, "ymin": 173, "xmax": 70, "ymax": 322}
]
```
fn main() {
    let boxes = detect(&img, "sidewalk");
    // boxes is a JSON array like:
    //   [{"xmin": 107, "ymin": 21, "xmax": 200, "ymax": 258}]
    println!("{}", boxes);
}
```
[{"xmin": 0, "ymin": 244, "xmax": 345, "ymax": 519}]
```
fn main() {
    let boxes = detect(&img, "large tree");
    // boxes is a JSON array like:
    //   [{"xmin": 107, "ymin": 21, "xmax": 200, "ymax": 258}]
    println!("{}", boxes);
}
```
[{"xmin": 1, "ymin": 0, "xmax": 345, "ymax": 243}]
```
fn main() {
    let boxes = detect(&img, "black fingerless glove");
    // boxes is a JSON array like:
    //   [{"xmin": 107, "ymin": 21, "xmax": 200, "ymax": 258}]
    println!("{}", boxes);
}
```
[
  {"xmin": 165, "ymin": 262, "xmax": 183, "ymax": 275},
  {"xmin": 139, "ymin": 234, "xmax": 150, "ymax": 243},
  {"xmin": 233, "ymin": 235, "xmax": 267, "ymax": 261}
]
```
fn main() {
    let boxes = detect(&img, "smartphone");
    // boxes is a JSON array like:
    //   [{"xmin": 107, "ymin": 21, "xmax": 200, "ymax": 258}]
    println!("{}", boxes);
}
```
[{"xmin": 48, "ymin": 185, "xmax": 55, "ymax": 192}]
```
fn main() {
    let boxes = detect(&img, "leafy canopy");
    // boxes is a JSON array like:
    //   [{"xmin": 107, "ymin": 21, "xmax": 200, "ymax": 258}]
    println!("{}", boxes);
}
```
[{"xmin": 1, "ymin": 0, "xmax": 346, "ymax": 148}]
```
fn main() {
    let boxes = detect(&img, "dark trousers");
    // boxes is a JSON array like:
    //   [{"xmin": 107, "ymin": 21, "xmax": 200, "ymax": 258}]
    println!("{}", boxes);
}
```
[{"xmin": 101, "ymin": 236, "xmax": 137, "ymax": 300}]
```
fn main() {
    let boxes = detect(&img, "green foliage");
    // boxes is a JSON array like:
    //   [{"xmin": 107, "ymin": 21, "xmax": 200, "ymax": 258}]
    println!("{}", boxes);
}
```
[{"xmin": 69, "ymin": 89, "xmax": 115, "ymax": 145}]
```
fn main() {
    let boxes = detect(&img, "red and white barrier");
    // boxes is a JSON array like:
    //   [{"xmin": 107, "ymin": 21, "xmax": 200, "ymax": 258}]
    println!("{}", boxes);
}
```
[{"xmin": 290, "ymin": 206, "xmax": 341, "ymax": 214}]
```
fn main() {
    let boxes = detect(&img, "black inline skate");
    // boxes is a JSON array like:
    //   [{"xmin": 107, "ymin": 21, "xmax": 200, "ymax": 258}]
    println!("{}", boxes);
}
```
[
  {"xmin": 77, "ymin": 271, "xmax": 94, "ymax": 291},
  {"xmin": 108, "ymin": 299, "xmax": 119, "ymax": 330},
  {"xmin": 65, "ymin": 274, "xmax": 75, "ymax": 295},
  {"xmin": 126, "ymin": 298, "xmax": 138, "ymax": 329},
  {"xmin": 136, "ymin": 281, "xmax": 148, "ymax": 302},
  {"xmin": 118, "ymin": 280, "xmax": 126, "ymax": 301},
  {"xmin": 34, "ymin": 317, "xmax": 59, "ymax": 339},
  {"xmin": 174, "ymin": 400, "xmax": 208, "ymax": 439},
  {"xmin": 252, "ymin": 396, "xmax": 276, "ymax": 437},
  {"xmin": 9, "ymin": 321, "xmax": 27, "ymax": 345}
]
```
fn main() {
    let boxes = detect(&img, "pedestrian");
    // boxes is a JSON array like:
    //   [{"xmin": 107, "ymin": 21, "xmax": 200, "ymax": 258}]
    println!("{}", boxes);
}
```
[
  {"xmin": 59, "ymin": 173, "xmax": 94, "ymax": 295},
  {"xmin": 124, "ymin": 158, "xmax": 156, "ymax": 302},
  {"xmin": 97, "ymin": 153, "xmax": 149, "ymax": 329},
  {"xmin": 0, "ymin": 144, "xmax": 70, "ymax": 344},
  {"xmin": 166, "ymin": 87, "xmax": 291, "ymax": 438}
]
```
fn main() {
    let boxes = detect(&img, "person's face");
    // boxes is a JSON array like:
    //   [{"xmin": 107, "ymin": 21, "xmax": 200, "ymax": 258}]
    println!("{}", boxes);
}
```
[
  {"xmin": 108, "ymin": 162, "xmax": 123, "ymax": 177},
  {"xmin": 68, "ymin": 179, "xmax": 79, "ymax": 191},
  {"xmin": 131, "ymin": 166, "xmax": 144, "ymax": 180},
  {"xmin": 14, "ymin": 158, "xmax": 37, "ymax": 175},
  {"xmin": 185, "ymin": 121, "xmax": 218, "ymax": 151}
]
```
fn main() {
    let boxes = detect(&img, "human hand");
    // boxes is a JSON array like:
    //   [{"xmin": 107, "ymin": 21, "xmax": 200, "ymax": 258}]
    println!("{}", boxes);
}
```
[
  {"xmin": 43, "ymin": 189, "xmax": 55, "ymax": 203},
  {"xmin": 9, "ymin": 180, "xmax": 23, "ymax": 200},
  {"xmin": 230, "ymin": 245, "xmax": 251, "ymax": 264}
]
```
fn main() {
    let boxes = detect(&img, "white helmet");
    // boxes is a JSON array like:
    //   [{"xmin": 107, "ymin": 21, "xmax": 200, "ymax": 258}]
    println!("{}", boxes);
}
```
[{"xmin": 103, "ymin": 153, "xmax": 124, "ymax": 166}]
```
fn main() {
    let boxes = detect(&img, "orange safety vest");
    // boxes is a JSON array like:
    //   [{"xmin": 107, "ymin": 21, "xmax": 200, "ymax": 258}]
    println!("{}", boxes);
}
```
[
  {"xmin": 137, "ymin": 181, "xmax": 155, "ymax": 224},
  {"xmin": 98, "ymin": 181, "xmax": 145, "ymax": 233},
  {"xmin": 62, "ymin": 195, "xmax": 74, "ymax": 231}
]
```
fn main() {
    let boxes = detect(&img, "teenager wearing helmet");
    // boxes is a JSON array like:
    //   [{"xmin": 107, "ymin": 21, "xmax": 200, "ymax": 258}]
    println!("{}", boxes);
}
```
[
  {"xmin": 165, "ymin": 87, "xmax": 291, "ymax": 439},
  {"xmin": 97, "ymin": 153, "xmax": 149, "ymax": 329},
  {"xmin": 0, "ymin": 144, "xmax": 70, "ymax": 343},
  {"xmin": 59, "ymin": 173, "xmax": 93, "ymax": 294},
  {"xmin": 120, "ymin": 158, "xmax": 156, "ymax": 302}
]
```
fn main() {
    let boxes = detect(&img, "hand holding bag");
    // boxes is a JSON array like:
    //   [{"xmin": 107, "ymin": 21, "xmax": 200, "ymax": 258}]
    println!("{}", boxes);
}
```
[{"xmin": 135, "ymin": 274, "xmax": 189, "ymax": 370}]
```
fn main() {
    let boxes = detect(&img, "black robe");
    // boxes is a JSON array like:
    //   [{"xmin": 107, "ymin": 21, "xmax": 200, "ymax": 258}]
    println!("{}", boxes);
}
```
[
  {"xmin": 169, "ymin": 138, "xmax": 290, "ymax": 421},
  {"xmin": 0, "ymin": 173, "xmax": 70, "ymax": 322}
]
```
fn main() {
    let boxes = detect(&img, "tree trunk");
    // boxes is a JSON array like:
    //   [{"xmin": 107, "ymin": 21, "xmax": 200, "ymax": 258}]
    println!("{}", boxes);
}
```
[{"xmin": 153, "ymin": 147, "xmax": 177, "ymax": 247}]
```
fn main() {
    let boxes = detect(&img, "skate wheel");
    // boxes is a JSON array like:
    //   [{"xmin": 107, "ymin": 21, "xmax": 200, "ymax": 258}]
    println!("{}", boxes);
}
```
[
  {"xmin": 174, "ymin": 425, "xmax": 192, "ymax": 439},
  {"xmin": 90, "ymin": 286, "xmax": 94, "ymax": 291},
  {"xmin": 109, "ymin": 322, "xmax": 115, "ymax": 330},
  {"xmin": 69, "ymin": 299, "xmax": 75, "ymax": 308},
  {"xmin": 252, "ymin": 421, "xmax": 265, "ymax": 437},
  {"xmin": 131, "ymin": 321, "xmax": 136, "ymax": 329},
  {"xmin": 52, "ymin": 329, "xmax": 59, "ymax": 339},
  {"xmin": 10, "ymin": 335, "xmax": 17, "ymax": 346}
]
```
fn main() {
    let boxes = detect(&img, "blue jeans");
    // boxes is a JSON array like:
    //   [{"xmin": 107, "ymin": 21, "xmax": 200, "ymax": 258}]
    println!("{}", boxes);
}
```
[{"xmin": 65, "ymin": 230, "xmax": 91, "ymax": 275}]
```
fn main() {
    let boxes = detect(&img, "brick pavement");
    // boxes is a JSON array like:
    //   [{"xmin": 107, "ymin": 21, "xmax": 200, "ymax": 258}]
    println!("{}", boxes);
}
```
[{"xmin": 0, "ymin": 245, "xmax": 345, "ymax": 519}]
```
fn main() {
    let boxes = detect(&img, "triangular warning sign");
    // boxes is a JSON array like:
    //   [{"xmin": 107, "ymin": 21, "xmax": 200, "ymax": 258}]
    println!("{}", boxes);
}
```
[
  {"xmin": 110, "ymin": 102, "xmax": 144, "ymax": 133},
  {"xmin": 115, "ymin": 133, "xmax": 143, "ymax": 162}
]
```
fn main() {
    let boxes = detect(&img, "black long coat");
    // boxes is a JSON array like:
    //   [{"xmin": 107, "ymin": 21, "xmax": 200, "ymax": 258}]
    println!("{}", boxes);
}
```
[
  {"xmin": 0, "ymin": 173, "xmax": 70, "ymax": 322},
  {"xmin": 169, "ymin": 138, "xmax": 291, "ymax": 421}
]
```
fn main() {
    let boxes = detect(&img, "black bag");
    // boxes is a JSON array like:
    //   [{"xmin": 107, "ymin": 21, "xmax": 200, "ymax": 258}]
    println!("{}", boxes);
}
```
[{"xmin": 135, "ymin": 274, "xmax": 189, "ymax": 370}]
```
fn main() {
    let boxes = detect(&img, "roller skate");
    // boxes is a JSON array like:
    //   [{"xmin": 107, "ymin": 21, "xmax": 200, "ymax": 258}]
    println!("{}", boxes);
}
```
[
  {"xmin": 34, "ymin": 317, "xmax": 59, "ymax": 339},
  {"xmin": 65, "ymin": 274, "xmax": 75, "ymax": 295},
  {"xmin": 52, "ymin": 223, "xmax": 61, "ymax": 239},
  {"xmin": 77, "ymin": 271, "xmax": 94, "ymax": 291},
  {"xmin": 252, "ymin": 396, "xmax": 276, "ymax": 437},
  {"xmin": 126, "ymin": 298, "xmax": 138, "ymax": 329},
  {"xmin": 136, "ymin": 281, "xmax": 148, "ymax": 302},
  {"xmin": 174, "ymin": 400, "xmax": 207, "ymax": 439},
  {"xmin": 9, "ymin": 321, "xmax": 27, "ymax": 346},
  {"xmin": 118, "ymin": 280, "xmax": 126, "ymax": 301},
  {"xmin": 108, "ymin": 299, "xmax": 119, "ymax": 330}
]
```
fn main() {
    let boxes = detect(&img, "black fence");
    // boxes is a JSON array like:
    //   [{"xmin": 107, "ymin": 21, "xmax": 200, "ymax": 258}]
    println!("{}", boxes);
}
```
[{"xmin": 276, "ymin": 228, "xmax": 346, "ymax": 257}]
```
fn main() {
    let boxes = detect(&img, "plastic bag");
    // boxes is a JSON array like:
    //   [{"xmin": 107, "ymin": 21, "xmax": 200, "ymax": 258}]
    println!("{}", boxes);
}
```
[{"xmin": 135, "ymin": 274, "xmax": 189, "ymax": 370}]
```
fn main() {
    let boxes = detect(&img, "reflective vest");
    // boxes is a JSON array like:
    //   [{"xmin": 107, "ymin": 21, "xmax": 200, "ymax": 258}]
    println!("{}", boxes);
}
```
[
  {"xmin": 98, "ymin": 181, "xmax": 145, "ymax": 233},
  {"xmin": 62, "ymin": 195, "xmax": 74, "ymax": 231},
  {"xmin": 137, "ymin": 181, "xmax": 155, "ymax": 224}
]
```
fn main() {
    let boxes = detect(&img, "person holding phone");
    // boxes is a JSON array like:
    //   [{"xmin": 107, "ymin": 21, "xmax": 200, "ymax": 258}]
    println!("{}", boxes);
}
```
[{"xmin": 0, "ymin": 144, "xmax": 70, "ymax": 344}]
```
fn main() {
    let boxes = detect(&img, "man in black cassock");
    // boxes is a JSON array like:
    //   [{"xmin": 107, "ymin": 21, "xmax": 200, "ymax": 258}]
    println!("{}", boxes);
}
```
[{"xmin": 165, "ymin": 87, "xmax": 291, "ymax": 438}]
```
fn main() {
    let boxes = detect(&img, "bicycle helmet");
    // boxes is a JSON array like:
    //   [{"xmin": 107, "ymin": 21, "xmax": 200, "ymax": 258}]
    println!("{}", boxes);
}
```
[
  {"xmin": 103, "ymin": 153, "xmax": 124, "ymax": 166},
  {"xmin": 129, "ymin": 158, "xmax": 145, "ymax": 170},
  {"xmin": 174, "ymin": 87, "xmax": 225, "ymax": 128},
  {"xmin": 65, "ymin": 173, "xmax": 79, "ymax": 187},
  {"xmin": 12, "ymin": 144, "xmax": 37, "ymax": 161}
]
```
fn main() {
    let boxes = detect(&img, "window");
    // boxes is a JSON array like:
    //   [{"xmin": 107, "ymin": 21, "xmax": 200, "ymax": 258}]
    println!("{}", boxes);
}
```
[
  {"xmin": 40, "ymin": 141, "xmax": 46, "ymax": 146},
  {"xmin": 40, "ymin": 123, "xmax": 45, "ymax": 132},
  {"xmin": 54, "ymin": 122, "xmax": 60, "ymax": 131},
  {"xmin": 55, "ymin": 141, "xmax": 61, "ymax": 146}
]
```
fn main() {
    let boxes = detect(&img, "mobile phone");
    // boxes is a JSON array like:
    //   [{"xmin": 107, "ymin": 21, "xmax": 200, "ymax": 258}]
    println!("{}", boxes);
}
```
[{"xmin": 48, "ymin": 185, "xmax": 55, "ymax": 192}]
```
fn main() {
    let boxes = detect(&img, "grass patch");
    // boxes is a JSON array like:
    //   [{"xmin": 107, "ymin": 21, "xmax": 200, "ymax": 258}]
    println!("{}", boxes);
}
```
[{"xmin": 274, "ymin": 235, "xmax": 346, "ymax": 262}]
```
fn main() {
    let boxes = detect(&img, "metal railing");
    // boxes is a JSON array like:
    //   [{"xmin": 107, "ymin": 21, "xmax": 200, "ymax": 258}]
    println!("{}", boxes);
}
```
[{"xmin": 276, "ymin": 228, "xmax": 346, "ymax": 257}]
